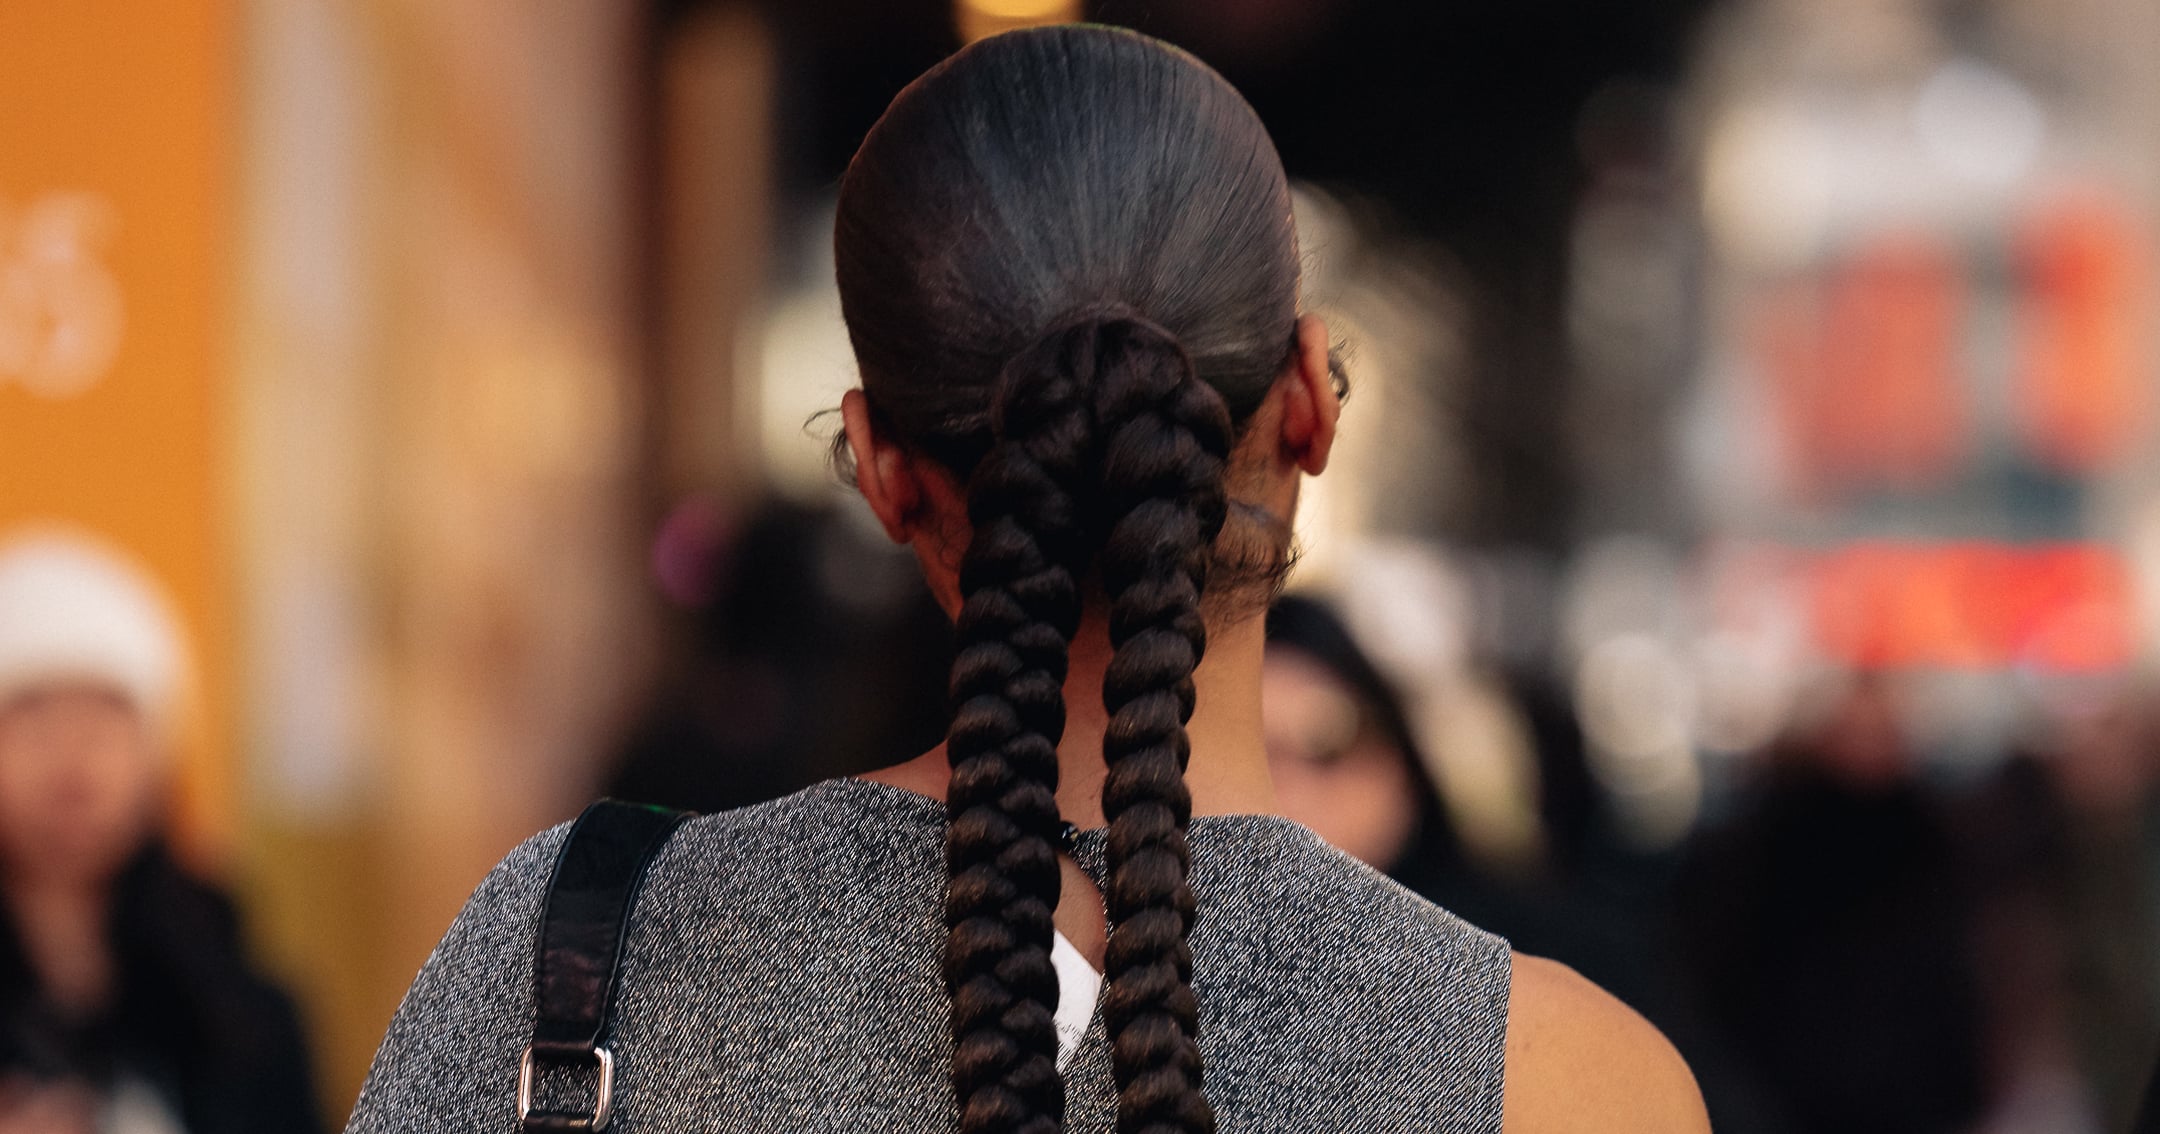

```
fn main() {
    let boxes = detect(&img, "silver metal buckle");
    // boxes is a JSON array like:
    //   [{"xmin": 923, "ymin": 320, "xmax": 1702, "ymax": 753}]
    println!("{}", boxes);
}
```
[{"xmin": 517, "ymin": 1044, "xmax": 615, "ymax": 1131}]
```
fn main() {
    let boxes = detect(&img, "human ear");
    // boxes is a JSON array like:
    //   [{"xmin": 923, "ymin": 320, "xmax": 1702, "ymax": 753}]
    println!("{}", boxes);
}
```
[
  {"xmin": 1278, "ymin": 314, "xmax": 1339, "ymax": 475},
  {"xmin": 842, "ymin": 388, "xmax": 920, "ymax": 543}
]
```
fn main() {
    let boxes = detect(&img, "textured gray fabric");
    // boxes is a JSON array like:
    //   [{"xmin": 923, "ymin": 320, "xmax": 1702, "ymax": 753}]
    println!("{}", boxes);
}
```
[{"xmin": 346, "ymin": 777, "xmax": 1511, "ymax": 1132}]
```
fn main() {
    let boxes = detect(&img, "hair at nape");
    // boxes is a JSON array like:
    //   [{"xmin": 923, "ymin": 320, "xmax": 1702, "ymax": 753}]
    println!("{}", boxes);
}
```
[{"xmin": 835, "ymin": 25, "xmax": 1304, "ymax": 1134}]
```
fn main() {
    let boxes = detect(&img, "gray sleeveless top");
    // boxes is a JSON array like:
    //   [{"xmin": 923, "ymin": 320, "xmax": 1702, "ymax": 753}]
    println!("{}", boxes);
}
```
[{"xmin": 345, "ymin": 778, "xmax": 1511, "ymax": 1132}]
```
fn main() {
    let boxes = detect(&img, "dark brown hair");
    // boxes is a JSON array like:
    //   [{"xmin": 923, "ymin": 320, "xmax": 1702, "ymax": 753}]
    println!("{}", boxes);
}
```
[{"xmin": 835, "ymin": 25, "xmax": 1299, "ymax": 1133}]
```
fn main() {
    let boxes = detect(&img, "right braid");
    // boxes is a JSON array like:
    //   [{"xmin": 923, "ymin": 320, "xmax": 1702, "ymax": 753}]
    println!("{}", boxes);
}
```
[
  {"xmin": 943, "ymin": 325, "xmax": 1101, "ymax": 1134},
  {"xmin": 1090, "ymin": 317, "xmax": 1233, "ymax": 1134}
]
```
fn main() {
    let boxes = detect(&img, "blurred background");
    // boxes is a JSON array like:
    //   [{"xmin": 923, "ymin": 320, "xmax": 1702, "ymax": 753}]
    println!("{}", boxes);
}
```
[{"xmin": 5, "ymin": 0, "xmax": 2160, "ymax": 1130}]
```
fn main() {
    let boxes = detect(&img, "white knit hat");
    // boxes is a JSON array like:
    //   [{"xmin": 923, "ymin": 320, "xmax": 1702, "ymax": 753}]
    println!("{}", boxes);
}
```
[{"xmin": 0, "ymin": 528, "xmax": 188, "ymax": 731}]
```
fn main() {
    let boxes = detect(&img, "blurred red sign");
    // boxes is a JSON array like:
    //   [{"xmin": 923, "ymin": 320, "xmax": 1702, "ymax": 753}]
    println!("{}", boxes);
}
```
[{"xmin": 1726, "ymin": 540, "xmax": 2135, "ymax": 672}]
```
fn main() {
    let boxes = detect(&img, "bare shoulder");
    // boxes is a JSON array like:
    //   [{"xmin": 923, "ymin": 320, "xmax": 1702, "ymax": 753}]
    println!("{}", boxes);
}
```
[{"xmin": 1502, "ymin": 952, "xmax": 1709, "ymax": 1134}]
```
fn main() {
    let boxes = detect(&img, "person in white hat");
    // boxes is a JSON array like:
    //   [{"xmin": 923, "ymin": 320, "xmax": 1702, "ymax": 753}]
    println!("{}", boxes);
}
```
[
  {"xmin": 0, "ymin": 530, "xmax": 321, "ymax": 1134},
  {"xmin": 0, "ymin": 532, "xmax": 187, "ymax": 926}
]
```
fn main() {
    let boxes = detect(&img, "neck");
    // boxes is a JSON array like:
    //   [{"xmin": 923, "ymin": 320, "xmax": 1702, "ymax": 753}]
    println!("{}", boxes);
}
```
[
  {"xmin": 868, "ymin": 605, "xmax": 1280, "ymax": 828},
  {"xmin": 6, "ymin": 875, "xmax": 114, "ymax": 1014},
  {"xmin": 1051, "ymin": 607, "xmax": 1279, "ymax": 828}
]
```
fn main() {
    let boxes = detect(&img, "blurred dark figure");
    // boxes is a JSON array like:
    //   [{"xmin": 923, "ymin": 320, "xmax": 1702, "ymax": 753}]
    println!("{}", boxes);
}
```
[
  {"xmin": 1499, "ymin": 667, "xmax": 1680, "ymax": 1015},
  {"xmin": 0, "ymin": 534, "xmax": 321, "ymax": 1134},
  {"xmin": 1262, "ymin": 595, "xmax": 1673, "ymax": 1018},
  {"xmin": 1961, "ymin": 687, "xmax": 2160, "ymax": 1132},
  {"xmin": 1261, "ymin": 594, "xmax": 1469, "ymax": 900},
  {"xmin": 608, "ymin": 495, "xmax": 953, "ymax": 812},
  {"xmin": 1670, "ymin": 674, "xmax": 1987, "ymax": 1134},
  {"xmin": 2136, "ymin": 1055, "xmax": 2160, "ymax": 1134}
]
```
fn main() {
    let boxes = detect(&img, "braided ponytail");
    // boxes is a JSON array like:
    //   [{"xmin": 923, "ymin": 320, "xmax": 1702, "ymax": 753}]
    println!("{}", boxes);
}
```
[{"xmin": 943, "ymin": 310, "xmax": 1229, "ymax": 1134}]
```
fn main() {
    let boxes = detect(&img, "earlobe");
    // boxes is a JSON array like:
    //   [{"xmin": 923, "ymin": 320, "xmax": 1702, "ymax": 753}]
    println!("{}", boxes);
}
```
[{"xmin": 841, "ymin": 389, "xmax": 919, "ymax": 543}]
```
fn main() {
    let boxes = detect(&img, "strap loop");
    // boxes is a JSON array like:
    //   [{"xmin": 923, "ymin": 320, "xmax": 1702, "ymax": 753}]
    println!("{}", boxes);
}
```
[{"xmin": 517, "ymin": 1043, "xmax": 614, "ymax": 1131}]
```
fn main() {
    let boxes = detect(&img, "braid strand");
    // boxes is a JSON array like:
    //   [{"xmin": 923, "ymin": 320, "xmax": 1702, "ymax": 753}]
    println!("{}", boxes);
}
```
[
  {"xmin": 1091, "ymin": 318, "xmax": 1231, "ymax": 1134},
  {"xmin": 944, "ymin": 325, "xmax": 1101, "ymax": 1134}
]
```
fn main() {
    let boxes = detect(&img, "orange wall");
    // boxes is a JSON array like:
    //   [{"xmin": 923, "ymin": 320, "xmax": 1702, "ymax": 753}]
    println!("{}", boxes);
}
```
[{"xmin": 0, "ymin": 1, "xmax": 236, "ymax": 856}]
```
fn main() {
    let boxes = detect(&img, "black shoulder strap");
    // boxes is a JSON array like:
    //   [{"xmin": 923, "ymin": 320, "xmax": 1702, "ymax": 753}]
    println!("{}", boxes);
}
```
[{"xmin": 518, "ymin": 799, "xmax": 690, "ymax": 1132}]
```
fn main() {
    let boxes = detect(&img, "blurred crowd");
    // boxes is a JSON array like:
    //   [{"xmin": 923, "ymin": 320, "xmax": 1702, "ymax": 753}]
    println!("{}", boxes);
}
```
[{"xmin": 9, "ymin": 494, "xmax": 2160, "ymax": 1131}]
